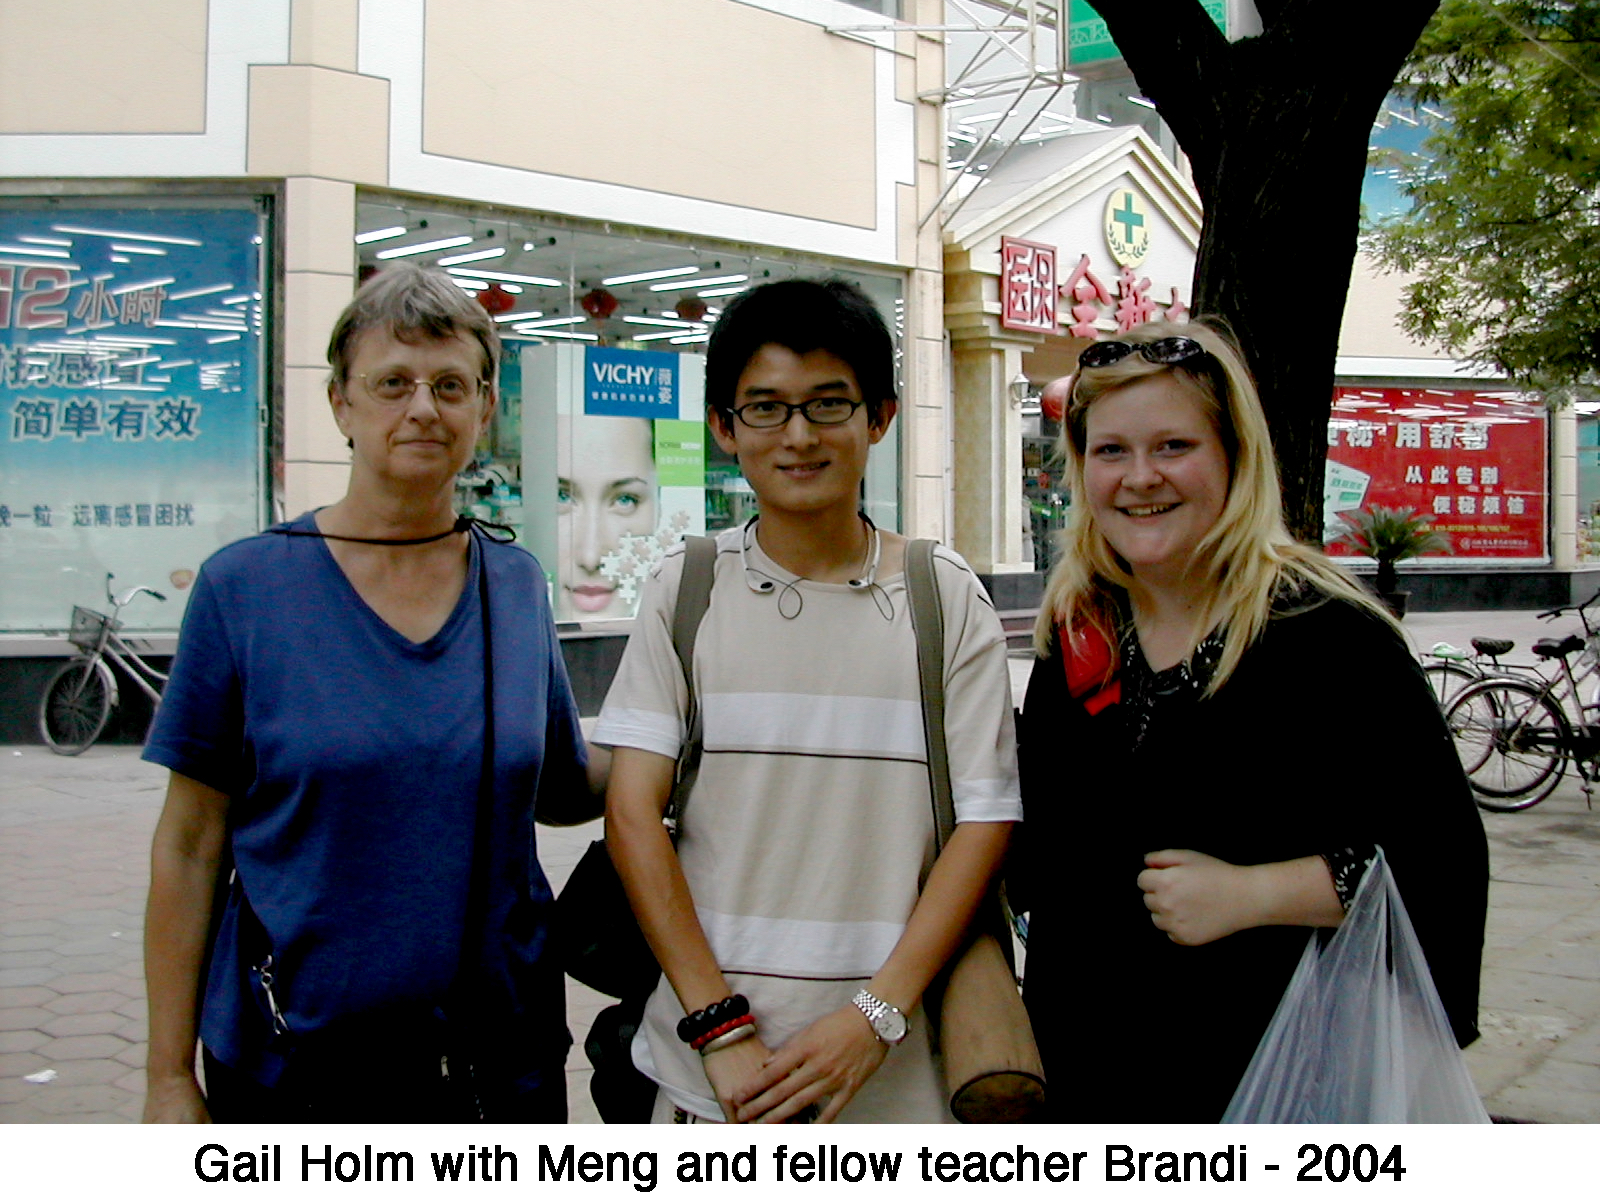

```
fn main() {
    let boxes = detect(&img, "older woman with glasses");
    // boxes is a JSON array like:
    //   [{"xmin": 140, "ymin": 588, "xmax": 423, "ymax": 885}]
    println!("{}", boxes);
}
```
[
  {"xmin": 1012, "ymin": 319, "xmax": 1488, "ymax": 1122},
  {"xmin": 141, "ymin": 264, "xmax": 597, "ymax": 1122}
]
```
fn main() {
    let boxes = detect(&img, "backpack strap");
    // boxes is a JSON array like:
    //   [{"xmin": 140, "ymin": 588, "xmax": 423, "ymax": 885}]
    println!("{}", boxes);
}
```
[
  {"xmin": 905, "ymin": 538, "xmax": 954, "ymax": 853},
  {"xmin": 664, "ymin": 534, "xmax": 716, "ymax": 837}
]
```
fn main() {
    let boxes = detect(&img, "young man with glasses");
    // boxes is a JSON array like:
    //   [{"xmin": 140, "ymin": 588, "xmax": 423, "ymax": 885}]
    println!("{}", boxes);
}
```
[{"xmin": 595, "ymin": 278, "xmax": 1020, "ymax": 1123}]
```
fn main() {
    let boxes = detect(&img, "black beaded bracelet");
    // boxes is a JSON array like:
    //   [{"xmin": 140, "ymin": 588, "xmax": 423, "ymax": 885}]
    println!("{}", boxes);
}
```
[
  {"xmin": 676, "ymin": 994, "xmax": 750, "ymax": 1045},
  {"xmin": 1320, "ymin": 844, "xmax": 1378, "ymax": 912}
]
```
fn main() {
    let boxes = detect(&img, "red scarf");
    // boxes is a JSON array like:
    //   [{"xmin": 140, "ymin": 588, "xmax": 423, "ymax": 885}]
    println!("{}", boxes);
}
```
[{"xmin": 1060, "ymin": 623, "xmax": 1121, "ymax": 716}]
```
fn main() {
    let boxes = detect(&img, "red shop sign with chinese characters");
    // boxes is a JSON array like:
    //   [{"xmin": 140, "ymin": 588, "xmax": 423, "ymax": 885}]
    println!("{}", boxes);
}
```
[
  {"xmin": 1000, "ymin": 237, "xmax": 1058, "ymax": 333},
  {"xmin": 1324, "ymin": 387, "xmax": 1547, "ymax": 561}
]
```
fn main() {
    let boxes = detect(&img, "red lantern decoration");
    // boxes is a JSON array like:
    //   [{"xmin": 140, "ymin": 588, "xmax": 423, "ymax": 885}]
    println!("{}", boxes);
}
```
[
  {"xmin": 674, "ymin": 296, "xmax": 708, "ymax": 322},
  {"xmin": 476, "ymin": 283, "xmax": 515, "ymax": 315},
  {"xmin": 580, "ymin": 288, "xmax": 619, "ymax": 320},
  {"xmin": 1039, "ymin": 376, "xmax": 1071, "ymax": 424}
]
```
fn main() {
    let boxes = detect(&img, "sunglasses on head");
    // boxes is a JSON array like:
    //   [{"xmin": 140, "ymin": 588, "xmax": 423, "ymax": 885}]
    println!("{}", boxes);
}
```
[{"xmin": 1077, "ymin": 336, "xmax": 1209, "ymax": 370}]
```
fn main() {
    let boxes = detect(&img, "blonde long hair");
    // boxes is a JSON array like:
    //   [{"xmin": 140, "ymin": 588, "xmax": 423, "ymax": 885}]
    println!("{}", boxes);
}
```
[{"xmin": 1033, "ymin": 318, "xmax": 1394, "ymax": 693}]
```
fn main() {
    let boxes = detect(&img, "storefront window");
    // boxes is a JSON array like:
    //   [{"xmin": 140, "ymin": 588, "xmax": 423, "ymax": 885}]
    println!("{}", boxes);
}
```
[
  {"xmin": 1325, "ymin": 386, "xmax": 1549, "ymax": 563},
  {"xmin": 0, "ymin": 199, "xmax": 268, "ymax": 633},
  {"xmin": 357, "ymin": 195, "xmax": 903, "ymax": 621}
]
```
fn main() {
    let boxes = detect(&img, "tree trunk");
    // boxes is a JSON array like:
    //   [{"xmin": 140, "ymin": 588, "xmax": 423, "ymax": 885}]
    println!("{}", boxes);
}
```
[{"xmin": 1086, "ymin": 1, "xmax": 1442, "ymax": 542}]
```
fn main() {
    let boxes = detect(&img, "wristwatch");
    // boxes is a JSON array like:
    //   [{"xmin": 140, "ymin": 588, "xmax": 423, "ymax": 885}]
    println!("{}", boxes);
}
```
[{"xmin": 851, "ymin": 989, "xmax": 908, "ymax": 1045}]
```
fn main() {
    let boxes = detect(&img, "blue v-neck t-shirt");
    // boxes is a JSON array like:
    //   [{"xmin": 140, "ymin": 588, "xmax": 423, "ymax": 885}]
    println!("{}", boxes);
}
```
[{"xmin": 144, "ymin": 512, "xmax": 586, "ymax": 1092}]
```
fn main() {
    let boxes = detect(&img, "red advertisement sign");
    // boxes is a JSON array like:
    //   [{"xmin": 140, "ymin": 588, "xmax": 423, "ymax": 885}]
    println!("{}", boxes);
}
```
[
  {"xmin": 1000, "ymin": 236, "xmax": 1057, "ymax": 333},
  {"xmin": 1324, "ymin": 387, "xmax": 1547, "ymax": 561}
]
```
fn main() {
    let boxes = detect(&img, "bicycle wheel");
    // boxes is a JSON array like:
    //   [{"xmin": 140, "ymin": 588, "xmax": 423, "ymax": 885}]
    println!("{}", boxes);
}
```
[
  {"xmin": 1423, "ymin": 661, "xmax": 1479, "ymax": 712},
  {"xmin": 38, "ymin": 656, "xmax": 115, "ymax": 755},
  {"xmin": 1445, "ymin": 678, "xmax": 1566, "ymax": 811}
]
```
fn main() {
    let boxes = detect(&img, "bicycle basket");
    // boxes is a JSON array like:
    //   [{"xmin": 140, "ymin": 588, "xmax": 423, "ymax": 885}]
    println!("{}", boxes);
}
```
[{"xmin": 67, "ymin": 605, "xmax": 118, "ymax": 651}]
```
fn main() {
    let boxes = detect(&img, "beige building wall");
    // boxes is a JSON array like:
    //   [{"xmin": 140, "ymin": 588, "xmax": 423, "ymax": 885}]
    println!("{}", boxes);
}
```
[
  {"xmin": 421, "ymin": 0, "xmax": 877, "ymax": 228},
  {"xmin": 0, "ymin": 0, "xmax": 209, "ymax": 134},
  {"xmin": 1338, "ymin": 253, "xmax": 1434, "ymax": 360}
]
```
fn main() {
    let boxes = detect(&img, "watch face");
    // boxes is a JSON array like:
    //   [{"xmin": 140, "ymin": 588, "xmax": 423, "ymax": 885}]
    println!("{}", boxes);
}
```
[{"xmin": 875, "ymin": 1007, "xmax": 908, "ymax": 1044}]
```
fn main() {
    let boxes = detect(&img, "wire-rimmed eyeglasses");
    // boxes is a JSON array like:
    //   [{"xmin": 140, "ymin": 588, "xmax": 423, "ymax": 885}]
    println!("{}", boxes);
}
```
[
  {"xmin": 355, "ymin": 372, "xmax": 487, "ymax": 407},
  {"xmin": 729, "ymin": 397, "xmax": 865, "ymax": 429}
]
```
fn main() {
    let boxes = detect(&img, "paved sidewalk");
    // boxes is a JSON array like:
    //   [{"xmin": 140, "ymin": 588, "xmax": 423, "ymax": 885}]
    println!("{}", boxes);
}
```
[{"xmin": 3, "ymin": 612, "xmax": 1598, "ymax": 1122}]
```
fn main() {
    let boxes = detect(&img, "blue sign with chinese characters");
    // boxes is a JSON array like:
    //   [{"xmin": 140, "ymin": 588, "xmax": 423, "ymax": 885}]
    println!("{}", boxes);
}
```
[
  {"xmin": 0, "ymin": 204, "xmax": 266, "ymax": 632},
  {"xmin": 583, "ymin": 346, "xmax": 679, "ymax": 418}
]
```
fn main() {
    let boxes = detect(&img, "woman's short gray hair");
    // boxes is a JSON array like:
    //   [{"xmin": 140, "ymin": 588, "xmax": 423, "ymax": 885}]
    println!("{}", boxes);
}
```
[{"xmin": 326, "ymin": 263, "xmax": 500, "ymax": 385}]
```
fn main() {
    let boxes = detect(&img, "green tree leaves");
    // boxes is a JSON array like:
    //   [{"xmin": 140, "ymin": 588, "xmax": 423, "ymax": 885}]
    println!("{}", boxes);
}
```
[{"xmin": 1372, "ymin": 0, "xmax": 1600, "ymax": 404}]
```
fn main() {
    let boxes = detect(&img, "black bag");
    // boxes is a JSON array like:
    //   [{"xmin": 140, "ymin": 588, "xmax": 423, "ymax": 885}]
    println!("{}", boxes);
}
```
[{"xmin": 555, "ymin": 533, "xmax": 715, "ymax": 1000}]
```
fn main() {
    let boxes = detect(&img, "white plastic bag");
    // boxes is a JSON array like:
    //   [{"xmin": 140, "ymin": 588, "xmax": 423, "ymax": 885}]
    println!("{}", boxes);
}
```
[{"xmin": 1223, "ymin": 849, "xmax": 1489, "ymax": 1123}]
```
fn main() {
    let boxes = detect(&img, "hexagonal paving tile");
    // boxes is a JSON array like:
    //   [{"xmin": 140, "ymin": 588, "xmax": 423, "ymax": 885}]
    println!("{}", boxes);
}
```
[
  {"xmin": 0, "ymin": 1029, "xmax": 49, "ymax": 1054},
  {"xmin": 41, "ymin": 1010, "xmax": 127, "ymax": 1038},
  {"xmin": 43, "ymin": 990, "xmax": 132, "ymax": 1016},
  {"xmin": 37, "ymin": 1033, "xmax": 130, "ymax": 1061}
]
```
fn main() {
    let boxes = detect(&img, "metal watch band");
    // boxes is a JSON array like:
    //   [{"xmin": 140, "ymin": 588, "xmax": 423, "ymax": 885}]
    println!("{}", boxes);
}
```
[{"xmin": 851, "ymin": 988, "xmax": 908, "ymax": 1045}]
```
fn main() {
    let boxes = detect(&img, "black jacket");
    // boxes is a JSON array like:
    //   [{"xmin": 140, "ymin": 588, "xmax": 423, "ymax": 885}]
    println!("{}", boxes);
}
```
[{"xmin": 1013, "ymin": 592, "xmax": 1489, "ymax": 1123}]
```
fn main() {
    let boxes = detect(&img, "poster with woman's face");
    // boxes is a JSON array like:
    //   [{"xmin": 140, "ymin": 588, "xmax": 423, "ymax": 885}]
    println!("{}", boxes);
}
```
[{"xmin": 556, "ymin": 413, "xmax": 659, "ymax": 620}]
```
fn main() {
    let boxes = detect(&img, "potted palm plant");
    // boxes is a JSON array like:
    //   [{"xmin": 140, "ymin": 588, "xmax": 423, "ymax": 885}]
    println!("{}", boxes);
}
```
[{"xmin": 1333, "ymin": 504, "xmax": 1452, "ymax": 619}]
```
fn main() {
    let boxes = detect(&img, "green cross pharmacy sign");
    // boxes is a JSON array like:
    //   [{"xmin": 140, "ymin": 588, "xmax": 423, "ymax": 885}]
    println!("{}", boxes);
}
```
[{"xmin": 1104, "ymin": 188, "xmax": 1151, "ymax": 266}]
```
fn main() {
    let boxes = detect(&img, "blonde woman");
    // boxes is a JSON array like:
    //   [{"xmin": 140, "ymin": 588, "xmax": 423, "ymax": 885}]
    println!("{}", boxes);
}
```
[{"xmin": 1013, "ymin": 320, "xmax": 1488, "ymax": 1122}]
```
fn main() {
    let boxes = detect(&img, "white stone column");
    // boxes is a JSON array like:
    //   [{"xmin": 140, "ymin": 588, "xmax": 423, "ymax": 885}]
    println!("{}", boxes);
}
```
[
  {"xmin": 897, "ymin": 0, "xmax": 949, "ymax": 540},
  {"xmin": 252, "ymin": 0, "xmax": 388, "ymax": 517},
  {"xmin": 948, "ymin": 332, "xmax": 1032, "ymax": 574},
  {"xmin": 1552, "ymin": 405, "xmax": 1579, "ymax": 569}
]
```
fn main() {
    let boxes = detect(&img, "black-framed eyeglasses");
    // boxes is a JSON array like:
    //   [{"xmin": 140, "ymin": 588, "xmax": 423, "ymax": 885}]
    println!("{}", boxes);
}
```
[
  {"xmin": 730, "ymin": 396, "xmax": 865, "ymax": 429},
  {"xmin": 355, "ymin": 372, "xmax": 486, "ymax": 407},
  {"xmin": 1077, "ymin": 336, "xmax": 1209, "ymax": 370}
]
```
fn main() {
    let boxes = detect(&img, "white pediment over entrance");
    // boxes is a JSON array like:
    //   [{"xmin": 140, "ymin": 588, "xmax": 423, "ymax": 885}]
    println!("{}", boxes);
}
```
[{"xmin": 945, "ymin": 126, "xmax": 1201, "ymax": 320}]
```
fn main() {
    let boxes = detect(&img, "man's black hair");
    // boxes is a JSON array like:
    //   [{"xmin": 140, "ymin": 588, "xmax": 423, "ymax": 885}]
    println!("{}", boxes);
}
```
[{"xmin": 705, "ymin": 278, "xmax": 896, "ymax": 422}]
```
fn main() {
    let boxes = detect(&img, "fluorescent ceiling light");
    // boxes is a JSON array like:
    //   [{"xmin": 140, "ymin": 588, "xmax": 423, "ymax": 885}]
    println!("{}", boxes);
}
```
[
  {"xmin": 167, "ymin": 283, "xmax": 232, "ymax": 300},
  {"xmin": 493, "ymin": 310, "xmax": 541, "ymax": 323},
  {"xmin": 154, "ymin": 319, "xmax": 250, "ymax": 332},
  {"xmin": 110, "ymin": 277, "xmax": 176, "ymax": 295},
  {"xmin": 650, "ymin": 274, "xmax": 748, "ymax": 293},
  {"xmin": 52, "ymin": 225, "xmax": 202, "ymax": 246},
  {"xmin": 0, "ymin": 244, "xmax": 71, "ymax": 258},
  {"xmin": 668, "ymin": 334, "xmax": 709, "ymax": 344},
  {"xmin": 630, "ymin": 330, "xmax": 689, "ymax": 341},
  {"xmin": 19, "ymin": 235, "xmax": 72, "ymax": 246},
  {"xmin": 376, "ymin": 235, "xmax": 474, "ymax": 260},
  {"xmin": 354, "ymin": 225, "xmax": 408, "ymax": 244},
  {"xmin": 450, "ymin": 267, "xmax": 563, "ymax": 287},
  {"xmin": 698, "ymin": 285, "xmax": 747, "ymax": 298},
  {"xmin": 451, "ymin": 279, "xmax": 488, "ymax": 290},
  {"xmin": 1128, "ymin": 95, "xmax": 1156, "ymax": 110},
  {"xmin": 525, "ymin": 329, "xmax": 598, "ymax": 341},
  {"xmin": 437, "ymin": 247, "xmax": 507, "ymax": 266},
  {"xmin": 112, "ymin": 243, "xmax": 167, "ymax": 256},
  {"xmin": 624, "ymin": 315, "xmax": 698, "ymax": 327},
  {"xmin": 603, "ymin": 266, "xmax": 700, "ymax": 286},
  {"xmin": 515, "ymin": 315, "xmax": 587, "ymax": 329}
]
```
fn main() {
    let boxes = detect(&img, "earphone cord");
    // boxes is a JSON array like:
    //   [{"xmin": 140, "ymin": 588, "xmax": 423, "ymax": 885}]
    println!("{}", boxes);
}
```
[{"xmin": 740, "ymin": 513, "xmax": 888, "ymax": 619}]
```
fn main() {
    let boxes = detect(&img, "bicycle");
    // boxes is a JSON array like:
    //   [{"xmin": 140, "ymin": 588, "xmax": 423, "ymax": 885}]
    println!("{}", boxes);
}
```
[
  {"xmin": 1421, "ymin": 636, "xmax": 1516, "ymax": 711},
  {"xmin": 1443, "ymin": 590, "xmax": 1600, "ymax": 812},
  {"xmin": 38, "ymin": 573, "xmax": 169, "ymax": 755}
]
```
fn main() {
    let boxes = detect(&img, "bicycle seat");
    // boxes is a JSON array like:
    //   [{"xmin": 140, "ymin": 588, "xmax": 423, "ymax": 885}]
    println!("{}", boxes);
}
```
[
  {"xmin": 1472, "ymin": 637, "xmax": 1514, "ymax": 657},
  {"xmin": 1532, "ymin": 634, "xmax": 1585, "ymax": 659}
]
